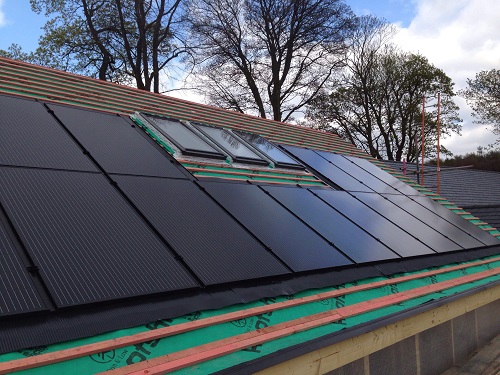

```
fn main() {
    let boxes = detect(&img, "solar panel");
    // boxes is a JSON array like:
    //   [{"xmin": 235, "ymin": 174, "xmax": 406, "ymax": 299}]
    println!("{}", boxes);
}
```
[
  {"xmin": 262, "ymin": 185, "xmax": 399, "ymax": 262},
  {"xmin": 234, "ymin": 131, "xmax": 303, "ymax": 169},
  {"xmin": 283, "ymin": 145, "xmax": 372, "ymax": 192},
  {"xmin": 351, "ymin": 192, "xmax": 462, "ymax": 252},
  {"xmin": 381, "ymin": 194, "xmax": 485, "ymax": 249},
  {"xmin": 411, "ymin": 196, "xmax": 500, "ymax": 246},
  {"xmin": 195, "ymin": 125, "xmax": 268, "ymax": 165},
  {"xmin": 315, "ymin": 151, "xmax": 400, "ymax": 194},
  {"xmin": 313, "ymin": 189, "xmax": 435, "ymax": 257},
  {"xmin": 48, "ymin": 104, "xmax": 187, "ymax": 178},
  {"xmin": 0, "ymin": 167, "xmax": 197, "ymax": 307},
  {"xmin": 112, "ymin": 175, "xmax": 289, "ymax": 284},
  {"xmin": 145, "ymin": 116, "xmax": 226, "ymax": 159},
  {"xmin": 201, "ymin": 181, "xmax": 353, "ymax": 272},
  {"xmin": 345, "ymin": 155, "xmax": 423, "ymax": 196},
  {"xmin": 0, "ymin": 218, "xmax": 46, "ymax": 317},
  {"xmin": 0, "ymin": 94, "xmax": 97, "ymax": 171}
]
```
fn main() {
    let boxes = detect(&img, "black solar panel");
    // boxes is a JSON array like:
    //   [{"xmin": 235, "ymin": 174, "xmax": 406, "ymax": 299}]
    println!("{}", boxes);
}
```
[
  {"xmin": 315, "ymin": 151, "xmax": 400, "ymax": 194},
  {"xmin": 0, "ymin": 219, "xmax": 46, "ymax": 317},
  {"xmin": 351, "ymin": 192, "xmax": 461, "ymax": 252},
  {"xmin": 201, "ymin": 181, "xmax": 353, "ymax": 272},
  {"xmin": 411, "ymin": 196, "xmax": 500, "ymax": 246},
  {"xmin": 0, "ymin": 94, "xmax": 97, "ymax": 171},
  {"xmin": 283, "ymin": 145, "xmax": 372, "ymax": 192},
  {"xmin": 0, "ymin": 167, "xmax": 197, "ymax": 307},
  {"xmin": 381, "ymin": 194, "xmax": 485, "ymax": 249},
  {"xmin": 48, "ymin": 104, "xmax": 187, "ymax": 178},
  {"xmin": 313, "ymin": 189, "xmax": 435, "ymax": 257},
  {"xmin": 345, "ymin": 155, "xmax": 423, "ymax": 196},
  {"xmin": 112, "ymin": 175, "xmax": 289, "ymax": 284},
  {"xmin": 262, "ymin": 186, "xmax": 398, "ymax": 263}
]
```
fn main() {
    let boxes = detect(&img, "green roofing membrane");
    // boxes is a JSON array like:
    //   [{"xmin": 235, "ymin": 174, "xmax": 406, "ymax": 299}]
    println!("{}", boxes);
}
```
[{"xmin": 2, "ymin": 255, "xmax": 500, "ymax": 374}]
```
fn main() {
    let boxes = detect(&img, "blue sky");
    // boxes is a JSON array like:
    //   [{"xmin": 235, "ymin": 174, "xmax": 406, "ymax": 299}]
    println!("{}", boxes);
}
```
[
  {"xmin": 0, "ymin": 1, "xmax": 415, "ymax": 51},
  {"xmin": 1, "ymin": 0, "xmax": 499, "ymax": 155},
  {"xmin": 0, "ymin": 1, "xmax": 46, "ymax": 51}
]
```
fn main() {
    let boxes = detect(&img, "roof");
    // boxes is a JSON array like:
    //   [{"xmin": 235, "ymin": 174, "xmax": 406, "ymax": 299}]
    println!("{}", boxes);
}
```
[
  {"xmin": 0, "ymin": 56, "xmax": 499, "ymax": 374},
  {"xmin": 382, "ymin": 160, "xmax": 500, "ymax": 230}
]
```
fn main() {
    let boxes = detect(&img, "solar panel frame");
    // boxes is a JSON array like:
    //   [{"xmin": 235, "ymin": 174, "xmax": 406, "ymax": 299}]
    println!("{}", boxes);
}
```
[
  {"xmin": 48, "ymin": 104, "xmax": 188, "ymax": 178},
  {"xmin": 0, "ymin": 167, "xmax": 198, "ymax": 307},
  {"xmin": 0, "ymin": 218, "xmax": 46, "ymax": 317},
  {"xmin": 0, "ymin": 94, "xmax": 97, "ymax": 172},
  {"xmin": 262, "ymin": 185, "xmax": 399, "ymax": 263},
  {"xmin": 200, "ymin": 181, "xmax": 353, "ymax": 272},
  {"xmin": 112, "ymin": 175, "xmax": 290, "ymax": 285}
]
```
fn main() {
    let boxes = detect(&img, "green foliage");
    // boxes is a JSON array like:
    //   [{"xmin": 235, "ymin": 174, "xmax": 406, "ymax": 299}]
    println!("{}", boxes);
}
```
[
  {"xmin": 429, "ymin": 149, "xmax": 500, "ymax": 172},
  {"xmin": 460, "ymin": 69, "xmax": 500, "ymax": 135},
  {"xmin": 306, "ymin": 24, "xmax": 461, "ymax": 162}
]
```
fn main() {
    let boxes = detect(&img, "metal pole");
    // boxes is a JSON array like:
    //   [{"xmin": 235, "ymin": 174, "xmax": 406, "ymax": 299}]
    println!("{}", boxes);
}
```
[
  {"xmin": 437, "ymin": 92, "xmax": 441, "ymax": 195},
  {"xmin": 415, "ymin": 134, "xmax": 420, "ymax": 185},
  {"xmin": 421, "ymin": 95, "xmax": 425, "ymax": 185}
]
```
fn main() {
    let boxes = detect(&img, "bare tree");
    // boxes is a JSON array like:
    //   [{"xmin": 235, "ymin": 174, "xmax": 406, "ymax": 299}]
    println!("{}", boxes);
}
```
[
  {"xmin": 30, "ymin": 0, "xmax": 187, "ymax": 92},
  {"xmin": 307, "ymin": 19, "xmax": 461, "ymax": 161},
  {"xmin": 185, "ymin": 0, "xmax": 356, "ymax": 122}
]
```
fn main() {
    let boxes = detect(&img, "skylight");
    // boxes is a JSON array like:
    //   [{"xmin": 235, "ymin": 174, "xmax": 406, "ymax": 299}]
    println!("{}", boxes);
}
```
[
  {"xmin": 234, "ymin": 130, "xmax": 303, "ymax": 169},
  {"xmin": 148, "ymin": 117, "xmax": 226, "ymax": 159},
  {"xmin": 194, "ymin": 124, "xmax": 268, "ymax": 165}
]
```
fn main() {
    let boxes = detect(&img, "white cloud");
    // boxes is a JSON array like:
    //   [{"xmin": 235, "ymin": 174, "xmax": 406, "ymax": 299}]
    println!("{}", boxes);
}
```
[
  {"xmin": 159, "ymin": 69, "xmax": 205, "ymax": 104},
  {"xmin": 0, "ymin": 0, "xmax": 6, "ymax": 27},
  {"xmin": 392, "ymin": 0, "xmax": 500, "ymax": 155}
]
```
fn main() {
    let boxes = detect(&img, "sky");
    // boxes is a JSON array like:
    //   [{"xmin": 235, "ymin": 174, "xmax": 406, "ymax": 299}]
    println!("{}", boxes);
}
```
[{"xmin": 0, "ymin": 0, "xmax": 499, "ymax": 156}]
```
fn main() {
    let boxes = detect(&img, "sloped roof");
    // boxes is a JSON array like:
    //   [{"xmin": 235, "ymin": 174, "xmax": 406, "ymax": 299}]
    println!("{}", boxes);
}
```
[
  {"xmin": 382, "ymin": 160, "xmax": 500, "ymax": 207},
  {"xmin": 0, "ymin": 57, "xmax": 364, "ymax": 156},
  {"xmin": 0, "ymin": 56, "xmax": 499, "ymax": 374},
  {"xmin": 382, "ymin": 160, "xmax": 500, "ymax": 230}
]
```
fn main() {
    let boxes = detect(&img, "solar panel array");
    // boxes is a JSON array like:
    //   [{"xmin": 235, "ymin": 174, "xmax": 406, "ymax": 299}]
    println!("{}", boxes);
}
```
[
  {"xmin": 201, "ymin": 181, "xmax": 352, "ymax": 271},
  {"xmin": 282, "ymin": 145, "xmax": 498, "ymax": 247},
  {"xmin": 112, "ymin": 175, "xmax": 289, "ymax": 284},
  {"xmin": 0, "ymin": 219, "xmax": 46, "ymax": 316},
  {"xmin": 0, "ymin": 93, "xmax": 497, "ymax": 319},
  {"xmin": 0, "ymin": 167, "xmax": 197, "ymax": 307},
  {"xmin": 48, "ymin": 104, "xmax": 187, "ymax": 178},
  {"xmin": 0, "ymin": 95, "xmax": 97, "ymax": 171}
]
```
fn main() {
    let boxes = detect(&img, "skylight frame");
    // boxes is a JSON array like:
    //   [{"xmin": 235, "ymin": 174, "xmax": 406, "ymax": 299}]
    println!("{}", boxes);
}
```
[
  {"xmin": 193, "ymin": 123, "xmax": 269, "ymax": 166},
  {"xmin": 144, "ymin": 115, "xmax": 227, "ymax": 160},
  {"xmin": 233, "ymin": 130, "xmax": 304, "ymax": 170}
]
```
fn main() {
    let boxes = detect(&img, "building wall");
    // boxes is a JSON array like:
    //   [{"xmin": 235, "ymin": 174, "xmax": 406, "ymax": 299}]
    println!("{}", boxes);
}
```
[
  {"xmin": 256, "ymin": 285, "xmax": 500, "ymax": 375},
  {"xmin": 328, "ymin": 299, "xmax": 500, "ymax": 375}
]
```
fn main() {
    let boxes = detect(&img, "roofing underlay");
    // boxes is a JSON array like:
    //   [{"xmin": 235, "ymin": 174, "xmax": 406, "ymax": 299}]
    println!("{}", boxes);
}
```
[{"xmin": 0, "ymin": 57, "xmax": 499, "ymax": 374}]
